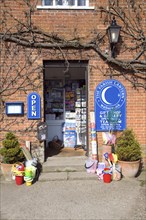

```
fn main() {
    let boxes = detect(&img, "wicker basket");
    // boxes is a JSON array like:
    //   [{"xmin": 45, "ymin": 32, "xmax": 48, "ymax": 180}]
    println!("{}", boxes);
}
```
[{"xmin": 48, "ymin": 136, "xmax": 64, "ymax": 150}]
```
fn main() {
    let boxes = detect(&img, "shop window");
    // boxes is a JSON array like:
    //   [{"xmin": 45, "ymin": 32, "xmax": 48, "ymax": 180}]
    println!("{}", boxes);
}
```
[
  {"xmin": 44, "ymin": 0, "xmax": 53, "ymax": 5},
  {"xmin": 43, "ymin": 0, "xmax": 87, "ymax": 6}
]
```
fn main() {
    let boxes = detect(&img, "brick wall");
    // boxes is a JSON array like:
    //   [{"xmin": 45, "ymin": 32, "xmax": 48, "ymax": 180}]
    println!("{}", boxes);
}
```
[{"xmin": 1, "ymin": 0, "xmax": 146, "ymax": 163}]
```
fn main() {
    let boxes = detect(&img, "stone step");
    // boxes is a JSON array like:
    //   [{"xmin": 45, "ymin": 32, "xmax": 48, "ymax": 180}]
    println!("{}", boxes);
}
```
[
  {"xmin": 38, "ymin": 156, "xmax": 98, "ymax": 181},
  {"xmin": 38, "ymin": 171, "xmax": 98, "ymax": 182},
  {"xmin": 42, "ymin": 156, "xmax": 87, "ymax": 173},
  {"xmin": 0, "ymin": 170, "xmax": 98, "ymax": 183},
  {"xmin": 1, "ymin": 156, "xmax": 98, "ymax": 182}
]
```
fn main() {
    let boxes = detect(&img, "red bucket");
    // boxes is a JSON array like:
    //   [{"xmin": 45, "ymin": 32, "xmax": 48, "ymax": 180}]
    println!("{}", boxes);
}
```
[
  {"xmin": 15, "ymin": 176, "xmax": 24, "ymax": 185},
  {"xmin": 103, "ymin": 168, "xmax": 111, "ymax": 183},
  {"xmin": 103, "ymin": 173, "xmax": 111, "ymax": 183}
]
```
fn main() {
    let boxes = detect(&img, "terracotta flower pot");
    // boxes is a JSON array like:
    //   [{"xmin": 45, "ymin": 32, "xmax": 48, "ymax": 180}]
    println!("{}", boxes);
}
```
[{"xmin": 118, "ymin": 160, "xmax": 140, "ymax": 178}]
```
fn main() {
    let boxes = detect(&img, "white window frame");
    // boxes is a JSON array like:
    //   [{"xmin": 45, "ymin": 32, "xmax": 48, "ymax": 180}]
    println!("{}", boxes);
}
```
[{"xmin": 37, "ymin": 0, "xmax": 94, "ymax": 10}]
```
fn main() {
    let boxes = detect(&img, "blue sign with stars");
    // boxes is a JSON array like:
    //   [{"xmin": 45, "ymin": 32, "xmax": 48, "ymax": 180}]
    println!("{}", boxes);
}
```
[{"xmin": 94, "ymin": 79, "xmax": 126, "ymax": 131}]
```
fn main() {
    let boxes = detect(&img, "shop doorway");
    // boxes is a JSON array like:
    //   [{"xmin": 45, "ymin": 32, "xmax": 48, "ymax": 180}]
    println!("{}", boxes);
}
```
[{"xmin": 43, "ymin": 61, "xmax": 88, "ymax": 158}]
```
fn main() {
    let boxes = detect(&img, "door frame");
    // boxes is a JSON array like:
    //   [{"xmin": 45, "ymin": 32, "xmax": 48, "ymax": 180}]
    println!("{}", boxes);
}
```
[{"xmin": 43, "ymin": 60, "xmax": 89, "ymax": 156}]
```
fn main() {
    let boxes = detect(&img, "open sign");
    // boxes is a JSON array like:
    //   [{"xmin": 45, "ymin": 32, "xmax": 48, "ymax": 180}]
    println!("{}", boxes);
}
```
[{"xmin": 27, "ymin": 92, "xmax": 41, "ymax": 119}]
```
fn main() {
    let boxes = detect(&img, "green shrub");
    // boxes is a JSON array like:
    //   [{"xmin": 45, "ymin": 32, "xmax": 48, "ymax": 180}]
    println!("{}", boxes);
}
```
[
  {"xmin": 0, "ymin": 132, "xmax": 24, "ymax": 164},
  {"xmin": 116, "ymin": 129, "xmax": 142, "ymax": 161}
]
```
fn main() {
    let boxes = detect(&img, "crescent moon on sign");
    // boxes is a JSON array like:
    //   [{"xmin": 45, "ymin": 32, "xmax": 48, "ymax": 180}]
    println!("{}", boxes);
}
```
[{"xmin": 101, "ymin": 86, "xmax": 111, "ymax": 105}]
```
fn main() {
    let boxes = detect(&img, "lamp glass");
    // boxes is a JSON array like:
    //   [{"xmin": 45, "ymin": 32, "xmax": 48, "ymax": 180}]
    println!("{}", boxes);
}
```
[
  {"xmin": 107, "ymin": 18, "xmax": 121, "ymax": 44},
  {"xmin": 109, "ymin": 27, "xmax": 121, "ymax": 43}
]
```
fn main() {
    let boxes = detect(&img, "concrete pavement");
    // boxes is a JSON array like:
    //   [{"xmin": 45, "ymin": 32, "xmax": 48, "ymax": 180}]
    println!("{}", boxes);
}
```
[{"xmin": 0, "ymin": 169, "xmax": 146, "ymax": 220}]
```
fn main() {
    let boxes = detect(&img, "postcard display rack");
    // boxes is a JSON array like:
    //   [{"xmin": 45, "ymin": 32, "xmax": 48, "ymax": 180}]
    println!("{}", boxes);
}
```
[
  {"xmin": 63, "ymin": 89, "xmax": 76, "ymax": 147},
  {"xmin": 45, "ymin": 80, "xmax": 65, "ymax": 142},
  {"xmin": 63, "ymin": 85, "xmax": 86, "ymax": 148},
  {"xmin": 75, "ymin": 87, "xmax": 86, "ymax": 147},
  {"xmin": 45, "ymin": 80, "xmax": 87, "ymax": 147}
]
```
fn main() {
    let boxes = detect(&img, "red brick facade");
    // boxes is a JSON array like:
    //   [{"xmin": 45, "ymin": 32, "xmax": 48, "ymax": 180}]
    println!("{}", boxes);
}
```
[{"xmin": 1, "ymin": 0, "xmax": 146, "ymax": 164}]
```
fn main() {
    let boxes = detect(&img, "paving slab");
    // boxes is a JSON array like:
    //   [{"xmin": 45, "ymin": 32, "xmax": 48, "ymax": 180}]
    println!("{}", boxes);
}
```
[
  {"xmin": 38, "ymin": 172, "xmax": 68, "ymax": 182},
  {"xmin": 68, "ymin": 171, "xmax": 98, "ymax": 180},
  {"xmin": 38, "ymin": 171, "xmax": 98, "ymax": 182},
  {"xmin": 1, "ymin": 172, "xmax": 146, "ymax": 220}
]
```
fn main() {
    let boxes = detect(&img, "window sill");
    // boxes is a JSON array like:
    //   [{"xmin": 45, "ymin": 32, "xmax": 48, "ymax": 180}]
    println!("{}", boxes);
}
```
[{"xmin": 36, "ymin": 5, "xmax": 95, "ymax": 10}]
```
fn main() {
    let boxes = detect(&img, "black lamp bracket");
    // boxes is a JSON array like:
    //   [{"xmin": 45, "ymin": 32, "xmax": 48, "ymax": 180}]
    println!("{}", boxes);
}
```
[{"xmin": 111, "ymin": 43, "xmax": 116, "ymax": 58}]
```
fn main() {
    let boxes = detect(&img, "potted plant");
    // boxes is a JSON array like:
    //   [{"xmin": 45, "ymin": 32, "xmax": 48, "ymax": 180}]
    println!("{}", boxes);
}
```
[
  {"xmin": 115, "ymin": 128, "xmax": 142, "ymax": 178},
  {"xmin": 0, "ymin": 132, "xmax": 24, "ymax": 181}
]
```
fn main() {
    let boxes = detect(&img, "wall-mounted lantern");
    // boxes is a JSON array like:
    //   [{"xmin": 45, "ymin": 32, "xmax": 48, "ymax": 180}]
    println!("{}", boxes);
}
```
[{"xmin": 107, "ymin": 17, "xmax": 121, "ymax": 58}]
